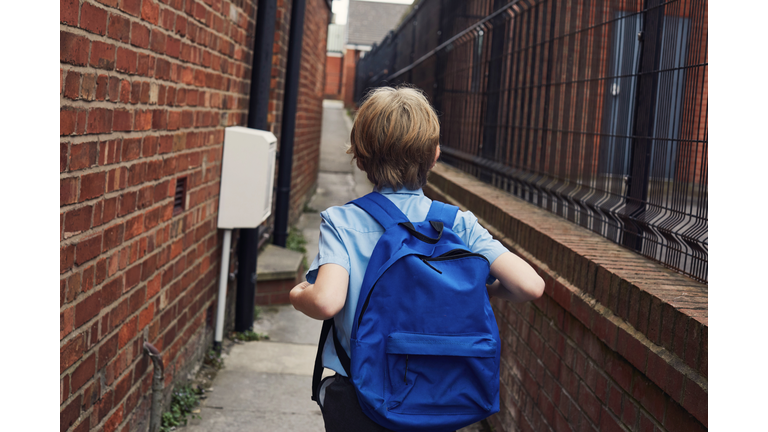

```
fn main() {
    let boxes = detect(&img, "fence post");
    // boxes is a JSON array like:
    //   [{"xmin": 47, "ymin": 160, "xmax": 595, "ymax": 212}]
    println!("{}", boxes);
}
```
[
  {"xmin": 622, "ymin": 0, "xmax": 663, "ymax": 251},
  {"xmin": 479, "ymin": 0, "xmax": 508, "ymax": 183}
]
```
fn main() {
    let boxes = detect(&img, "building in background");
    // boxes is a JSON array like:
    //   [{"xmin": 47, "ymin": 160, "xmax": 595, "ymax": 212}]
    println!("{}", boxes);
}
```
[
  {"xmin": 60, "ymin": 0, "xmax": 330, "ymax": 430},
  {"xmin": 322, "ymin": 0, "xmax": 409, "ymax": 106}
]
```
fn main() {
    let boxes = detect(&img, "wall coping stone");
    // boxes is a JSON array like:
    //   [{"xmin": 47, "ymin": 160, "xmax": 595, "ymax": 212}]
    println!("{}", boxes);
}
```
[{"xmin": 425, "ymin": 163, "xmax": 707, "ymax": 425}]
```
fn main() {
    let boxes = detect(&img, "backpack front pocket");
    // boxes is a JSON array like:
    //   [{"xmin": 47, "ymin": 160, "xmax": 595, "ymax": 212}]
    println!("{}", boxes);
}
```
[{"xmin": 385, "ymin": 332, "xmax": 498, "ymax": 415}]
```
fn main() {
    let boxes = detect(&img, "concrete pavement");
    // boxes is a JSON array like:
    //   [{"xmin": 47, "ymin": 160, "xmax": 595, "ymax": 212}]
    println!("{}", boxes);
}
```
[
  {"xmin": 185, "ymin": 100, "xmax": 484, "ymax": 431},
  {"xmin": 185, "ymin": 100, "xmax": 371, "ymax": 432}
]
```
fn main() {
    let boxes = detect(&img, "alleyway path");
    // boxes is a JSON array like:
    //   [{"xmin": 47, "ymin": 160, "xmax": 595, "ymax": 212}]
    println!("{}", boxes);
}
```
[
  {"xmin": 186, "ymin": 100, "xmax": 369, "ymax": 431},
  {"xmin": 186, "ymin": 100, "xmax": 485, "ymax": 431}
]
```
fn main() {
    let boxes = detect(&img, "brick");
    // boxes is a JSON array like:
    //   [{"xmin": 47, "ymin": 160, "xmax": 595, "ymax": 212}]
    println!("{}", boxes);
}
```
[
  {"xmin": 119, "ymin": 191, "xmax": 137, "ymax": 216},
  {"xmin": 64, "ymin": 70, "xmax": 81, "ymax": 100},
  {"xmin": 143, "ymin": 136, "xmax": 158, "ymax": 156},
  {"xmin": 96, "ymin": 257, "xmax": 108, "ymax": 285},
  {"xmin": 166, "ymin": 36, "xmax": 181, "ymax": 58},
  {"xmin": 96, "ymin": 389, "xmax": 114, "ymax": 422},
  {"xmin": 131, "ymin": 21, "xmax": 150, "ymax": 48},
  {"xmin": 125, "ymin": 263, "xmax": 142, "ymax": 289},
  {"xmin": 114, "ymin": 372, "xmax": 132, "ymax": 404},
  {"xmin": 61, "ymin": 31, "xmax": 90, "ymax": 66},
  {"xmin": 113, "ymin": 109, "xmax": 133, "ymax": 132},
  {"xmin": 98, "ymin": 333, "xmax": 119, "ymax": 369},
  {"xmin": 80, "ymin": 2, "xmax": 108, "ymax": 35},
  {"xmin": 119, "ymin": 79, "xmax": 131, "ymax": 102},
  {"xmin": 604, "ymin": 352, "xmax": 632, "ymax": 393},
  {"xmin": 150, "ymin": 28, "xmax": 167, "ymax": 54},
  {"xmin": 139, "ymin": 303, "xmax": 155, "ymax": 330},
  {"xmin": 90, "ymin": 40, "xmax": 116, "ymax": 69},
  {"xmin": 96, "ymin": 74, "xmax": 108, "ymax": 100},
  {"xmin": 102, "ymin": 276, "xmax": 124, "ymax": 306},
  {"xmin": 632, "ymin": 374, "xmax": 666, "ymax": 424},
  {"xmin": 116, "ymin": 47, "xmax": 138, "ymax": 74},
  {"xmin": 108, "ymin": 76, "xmax": 121, "ymax": 101},
  {"xmin": 61, "ymin": 0, "xmax": 79, "ymax": 25},
  {"xmin": 71, "ymin": 354, "xmax": 96, "ymax": 393},
  {"xmin": 75, "ymin": 234, "xmax": 102, "ymax": 265},
  {"xmin": 81, "ymin": 73, "xmax": 97, "ymax": 100},
  {"xmin": 107, "ymin": 167, "xmax": 128, "ymax": 193},
  {"xmin": 616, "ymin": 327, "xmax": 648, "ymax": 372},
  {"xmin": 61, "ymin": 143, "xmax": 69, "ymax": 172},
  {"xmin": 79, "ymin": 171, "xmax": 106, "ymax": 201},
  {"xmin": 664, "ymin": 398, "xmax": 706, "ymax": 432},
  {"xmin": 682, "ymin": 378, "xmax": 707, "ymax": 427},
  {"xmin": 61, "ymin": 334, "xmax": 85, "ymax": 373},
  {"xmin": 119, "ymin": 0, "xmax": 142, "ymax": 16},
  {"xmin": 61, "ymin": 107, "xmax": 77, "ymax": 136},
  {"xmin": 107, "ymin": 13, "xmax": 131, "ymax": 43},
  {"xmin": 104, "ymin": 223, "xmax": 125, "ymax": 251},
  {"xmin": 141, "ymin": 82, "xmax": 150, "ymax": 103},
  {"xmin": 75, "ymin": 291, "xmax": 101, "ymax": 327},
  {"xmin": 141, "ymin": 0, "xmax": 160, "ymax": 24},
  {"xmin": 60, "ymin": 394, "xmax": 82, "ymax": 432},
  {"xmin": 138, "ymin": 52, "xmax": 155, "ymax": 77},
  {"xmin": 122, "ymin": 138, "xmax": 142, "ymax": 161},
  {"xmin": 125, "ymin": 214, "xmax": 144, "ymax": 240},
  {"xmin": 86, "ymin": 108, "xmax": 113, "ymax": 134},
  {"xmin": 598, "ymin": 406, "xmax": 623, "ymax": 432},
  {"xmin": 118, "ymin": 316, "xmax": 138, "ymax": 348},
  {"xmin": 104, "ymin": 405, "xmax": 123, "ymax": 432},
  {"xmin": 70, "ymin": 141, "xmax": 98, "ymax": 171},
  {"xmin": 135, "ymin": 109, "xmax": 152, "ymax": 130},
  {"xmin": 131, "ymin": 81, "xmax": 141, "ymax": 104},
  {"xmin": 176, "ymin": 15, "xmax": 187, "ymax": 36},
  {"xmin": 64, "ymin": 205, "xmax": 92, "ymax": 235}
]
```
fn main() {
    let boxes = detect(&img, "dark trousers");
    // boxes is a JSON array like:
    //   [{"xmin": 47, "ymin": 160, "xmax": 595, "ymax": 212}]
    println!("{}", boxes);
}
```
[{"xmin": 319, "ymin": 374, "xmax": 393, "ymax": 432}]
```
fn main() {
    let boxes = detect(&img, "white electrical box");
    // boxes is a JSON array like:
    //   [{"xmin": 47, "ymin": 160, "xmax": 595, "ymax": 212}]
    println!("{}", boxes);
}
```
[{"xmin": 217, "ymin": 127, "xmax": 277, "ymax": 229}]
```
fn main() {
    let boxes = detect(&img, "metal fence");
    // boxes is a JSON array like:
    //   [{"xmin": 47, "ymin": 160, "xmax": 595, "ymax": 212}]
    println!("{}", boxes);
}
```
[{"xmin": 355, "ymin": 0, "xmax": 708, "ymax": 282}]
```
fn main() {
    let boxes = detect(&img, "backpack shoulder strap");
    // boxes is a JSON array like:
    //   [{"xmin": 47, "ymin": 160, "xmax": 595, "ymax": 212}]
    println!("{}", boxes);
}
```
[
  {"xmin": 350, "ymin": 192, "xmax": 410, "ymax": 229},
  {"xmin": 425, "ymin": 200, "xmax": 459, "ymax": 229}
]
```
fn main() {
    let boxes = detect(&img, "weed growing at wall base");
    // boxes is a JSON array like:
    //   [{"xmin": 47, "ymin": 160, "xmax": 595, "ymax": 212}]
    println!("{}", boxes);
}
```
[
  {"xmin": 286, "ymin": 226, "xmax": 309, "ymax": 269},
  {"xmin": 160, "ymin": 384, "xmax": 203, "ymax": 432}
]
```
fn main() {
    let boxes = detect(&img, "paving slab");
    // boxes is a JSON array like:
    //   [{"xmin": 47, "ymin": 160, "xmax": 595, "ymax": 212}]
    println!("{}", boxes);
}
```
[{"xmin": 252, "ymin": 305, "xmax": 321, "ymax": 346}]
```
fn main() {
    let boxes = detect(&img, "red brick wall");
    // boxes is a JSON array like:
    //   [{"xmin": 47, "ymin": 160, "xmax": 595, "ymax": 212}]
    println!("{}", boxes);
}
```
[
  {"xmin": 425, "ymin": 164, "xmax": 707, "ymax": 432},
  {"xmin": 60, "ymin": 1, "xmax": 258, "ymax": 431},
  {"xmin": 288, "ymin": 0, "xmax": 329, "ymax": 227},
  {"xmin": 324, "ymin": 53, "xmax": 343, "ymax": 98},
  {"xmin": 341, "ymin": 47, "xmax": 358, "ymax": 108}
]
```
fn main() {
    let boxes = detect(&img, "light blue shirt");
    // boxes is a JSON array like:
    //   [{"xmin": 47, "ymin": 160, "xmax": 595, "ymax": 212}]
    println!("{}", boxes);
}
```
[{"xmin": 306, "ymin": 187, "xmax": 509, "ymax": 377}]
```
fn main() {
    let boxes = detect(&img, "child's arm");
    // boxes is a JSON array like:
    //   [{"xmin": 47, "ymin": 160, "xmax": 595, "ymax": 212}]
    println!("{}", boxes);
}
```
[
  {"xmin": 487, "ymin": 252, "xmax": 545, "ymax": 303},
  {"xmin": 289, "ymin": 263, "xmax": 349, "ymax": 320}
]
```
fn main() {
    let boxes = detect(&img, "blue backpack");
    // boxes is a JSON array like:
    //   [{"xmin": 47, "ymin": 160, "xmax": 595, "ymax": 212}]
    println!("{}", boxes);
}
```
[{"xmin": 312, "ymin": 192, "xmax": 500, "ymax": 431}]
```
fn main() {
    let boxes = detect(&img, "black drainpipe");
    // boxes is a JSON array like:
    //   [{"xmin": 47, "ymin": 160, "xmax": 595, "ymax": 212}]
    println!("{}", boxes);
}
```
[
  {"xmin": 273, "ymin": 0, "xmax": 307, "ymax": 247},
  {"xmin": 234, "ymin": 0, "xmax": 278, "ymax": 333}
]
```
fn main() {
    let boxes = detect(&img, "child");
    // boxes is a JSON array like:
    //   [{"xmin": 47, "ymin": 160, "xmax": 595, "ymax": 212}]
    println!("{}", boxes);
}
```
[{"xmin": 290, "ymin": 86, "xmax": 545, "ymax": 431}]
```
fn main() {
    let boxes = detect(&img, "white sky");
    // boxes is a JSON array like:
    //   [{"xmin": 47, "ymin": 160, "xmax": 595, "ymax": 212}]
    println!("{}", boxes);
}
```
[{"xmin": 332, "ymin": 0, "xmax": 414, "ymax": 25}]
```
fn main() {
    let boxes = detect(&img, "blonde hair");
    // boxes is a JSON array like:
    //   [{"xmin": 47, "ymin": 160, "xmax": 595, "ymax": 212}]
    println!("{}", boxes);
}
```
[{"xmin": 348, "ymin": 86, "xmax": 440, "ymax": 191}]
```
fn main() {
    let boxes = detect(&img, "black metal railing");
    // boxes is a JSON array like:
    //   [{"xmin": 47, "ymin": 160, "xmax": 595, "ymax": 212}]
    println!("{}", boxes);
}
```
[{"xmin": 356, "ymin": 0, "xmax": 708, "ymax": 283}]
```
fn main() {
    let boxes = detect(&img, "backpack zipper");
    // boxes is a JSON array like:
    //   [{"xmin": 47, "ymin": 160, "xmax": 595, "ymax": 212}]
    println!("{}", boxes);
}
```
[
  {"xmin": 357, "ymin": 250, "xmax": 489, "ymax": 327},
  {"xmin": 421, "ymin": 259, "xmax": 442, "ymax": 274}
]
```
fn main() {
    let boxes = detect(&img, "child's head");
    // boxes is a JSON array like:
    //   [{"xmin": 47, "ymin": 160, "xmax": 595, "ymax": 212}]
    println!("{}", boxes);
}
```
[{"xmin": 348, "ymin": 86, "xmax": 440, "ymax": 191}]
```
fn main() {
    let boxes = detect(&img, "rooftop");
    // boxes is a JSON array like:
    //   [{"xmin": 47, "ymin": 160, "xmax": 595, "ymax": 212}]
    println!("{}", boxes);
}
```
[{"xmin": 347, "ymin": 0, "xmax": 410, "ymax": 47}]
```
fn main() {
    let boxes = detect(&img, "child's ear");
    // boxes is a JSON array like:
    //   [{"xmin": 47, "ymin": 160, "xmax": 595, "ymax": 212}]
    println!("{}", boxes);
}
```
[{"xmin": 431, "ymin": 145, "xmax": 441, "ymax": 168}]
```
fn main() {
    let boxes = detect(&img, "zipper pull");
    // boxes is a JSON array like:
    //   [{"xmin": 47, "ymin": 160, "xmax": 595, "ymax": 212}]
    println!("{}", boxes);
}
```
[
  {"xmin": 404, "ymin": 355, "xmax": 409, "ymax": 383},
  {"xmin": 421, "ymin": 259, "xmax": 443, "ymax": 274}
]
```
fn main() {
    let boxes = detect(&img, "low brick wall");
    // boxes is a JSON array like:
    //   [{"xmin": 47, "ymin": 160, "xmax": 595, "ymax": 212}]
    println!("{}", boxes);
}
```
[{"xmin": 425, "ymin": 163, "xmax": 707, "ymax": 432}]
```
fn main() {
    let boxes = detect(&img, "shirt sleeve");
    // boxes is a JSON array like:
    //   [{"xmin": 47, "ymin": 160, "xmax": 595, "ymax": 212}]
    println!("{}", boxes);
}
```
[
  {"xmin": 305, "ymin": 211, "xmax": 351, "ymax": 284},
  {"xmin": 457, "ymin": 211, "xmax": 509, "ymax": 285}
]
